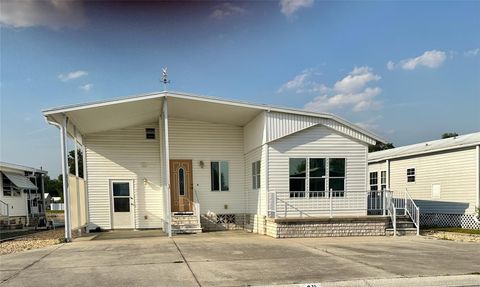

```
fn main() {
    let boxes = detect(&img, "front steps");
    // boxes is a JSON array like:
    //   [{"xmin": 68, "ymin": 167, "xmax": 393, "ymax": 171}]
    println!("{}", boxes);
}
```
[
  {"xmin": 386, "ymin": 215, "xmax": 418, "ymax": 236},
  {"xmin": 171, "ymin": 212, "xmax": 202, "ymax": 235}
]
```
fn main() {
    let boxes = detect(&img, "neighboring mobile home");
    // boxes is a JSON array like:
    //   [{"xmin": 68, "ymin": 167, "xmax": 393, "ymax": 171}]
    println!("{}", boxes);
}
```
[
  {"xmin": 368, "ymin": 133, "xmax": 480, "ymax": 229},
  {"xmin": 43, "ymin": 91, "xmax": 397, "ymax": 240},
  {"xmin": 0, "ymin": 162, "xmax": 47, "ymax": 229}
]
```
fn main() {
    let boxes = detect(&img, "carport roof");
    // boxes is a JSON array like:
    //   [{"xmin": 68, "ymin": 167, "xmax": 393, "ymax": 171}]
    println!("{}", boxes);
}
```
[{"xmin": 42, "ymin": 90, "xmax": 385, "ymax": 143}]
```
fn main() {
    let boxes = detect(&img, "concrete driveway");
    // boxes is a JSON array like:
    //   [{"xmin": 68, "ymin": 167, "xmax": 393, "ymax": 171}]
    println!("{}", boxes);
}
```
[{"xmin": 1, "ymin": 230, "xmax": 479, "ymax": 287}]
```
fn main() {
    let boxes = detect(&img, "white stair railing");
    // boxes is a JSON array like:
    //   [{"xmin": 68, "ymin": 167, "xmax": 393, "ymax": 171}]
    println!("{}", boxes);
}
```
[
  {"xmin": 404, "ymin": 189, "xmax": 420, "ymax": 235},
  {"xmin": 385, "ymin": 191, "xmax": 397, "ymax": 236},
  {"xmin": 0, "ymin": 200, "xmax": 9, "ymax": 222}
]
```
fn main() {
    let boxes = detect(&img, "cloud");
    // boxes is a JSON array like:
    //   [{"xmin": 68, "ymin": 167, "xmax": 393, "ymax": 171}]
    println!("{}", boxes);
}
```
[
  {"xmin": 210, "ymin": 3, "xmax": 246, "ymax": 20},
  {"xmin": 79, "ymin": 83, "xmax": 93, "ymax": 92},
  {"xmin": 280, "ymin": 0, "xmax": 314, "ymax": 17},
  {"xmin": 58, "ymin": 70, "xmax": 88, "ymax": 82},
  {"xmin": 303, "ymin": 66, "xmax": 383, "ymax": 112},
  {"xmin": 388, "ymin": 50, "xmax": 446, "ymax": 70},
  {"xmin": 355, "ymin": 116, "xmax": 383, "ymax": 131},
  {"xmin": 0, "ymin": 0, "xmax": 86, "ymax": 29},
  {"xmin": 464, "ymin": 48, "xmax": 480, "ymax": 57},
  {"xmin": 277, "ymin": 69, "xmax": 328, "ymax": 94}
]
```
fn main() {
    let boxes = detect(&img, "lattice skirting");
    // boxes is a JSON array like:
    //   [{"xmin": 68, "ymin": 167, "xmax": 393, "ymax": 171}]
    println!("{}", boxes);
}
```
[
  {"xmin": 200, "ymin": 213, "xmax": 246, "ymax": 231},
  {"xmin": 420, "ymin": 213, "xmax": 480, "ymax": 229}
]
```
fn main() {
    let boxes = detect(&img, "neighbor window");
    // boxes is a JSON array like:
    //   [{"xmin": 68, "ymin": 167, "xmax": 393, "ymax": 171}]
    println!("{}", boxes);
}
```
[
  {"xmin": 369, "ymin": 172, "xmax": 378, "ymax": 191},
  {"xmin": 252, "ymin": 161, "xmax": 261, "ymax": 189},
  {"xmin": 380, "ymin": 171, "xmax": 387, "ymax": 190},
  {"xmin": 1, "ymin": 174, "xmax": 20, "ymax": 197},
  {"xmin": 145, "ymin": 128, "xmax": 156, "ymax": 139},
  {"xmin": 211, "ymin": 161, "xmax": 229, "ymax": 191},
  {"xmin": 289, "ymin": 158, "xmax": 344, "ymax": 198},
  {"xmin": 407, "ymin": 168, "xmax": 415, "ymax": 182}
]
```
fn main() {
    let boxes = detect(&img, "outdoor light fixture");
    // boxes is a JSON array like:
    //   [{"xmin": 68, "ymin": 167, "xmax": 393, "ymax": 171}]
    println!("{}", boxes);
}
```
[{"xmin": 199, "ymin": 161, "xmax": 204, "ymax": 168}]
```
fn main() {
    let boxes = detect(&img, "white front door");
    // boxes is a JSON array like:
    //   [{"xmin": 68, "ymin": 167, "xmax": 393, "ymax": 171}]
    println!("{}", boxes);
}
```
[{"xmin": 111, "ymin": 180, "xmax": 134, "ymax": 229}]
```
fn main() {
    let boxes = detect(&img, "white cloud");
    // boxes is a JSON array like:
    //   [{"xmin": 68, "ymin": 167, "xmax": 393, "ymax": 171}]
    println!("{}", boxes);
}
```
[
  {"xmin": 280, "ymin": 0, "xmax": 314, "ymax": 17},
  {"xmin": 79, "ymin": 83, "xmax": 93, "ymax": 92},
  {"xmin": 464, "ymin": 48, "xmax": 480, "ymax": 57},
  {"xmin": 58, "ymin": 70, "xmax": 88, "ymax": 82},
  {"xmin": 210, "ymin": 3, "xmax": 246, "ymax": 20},
  {"xmin": 303, "ymin": 66, "xmax": 382, "ymax": 113},
  {"xmin": 388, "ymin": 50, "xmax": 446, "ymax": 71},
  {"xmin": 0, "ymin": 0, "xmax": 86, "ymax": 29},
  {"xmin": 355, "ymin": 116, "xmax": 383, "ymax": 131},
  {"xmin": 277, "ymin": 69, "xmax": 328, "ymax": 94}
]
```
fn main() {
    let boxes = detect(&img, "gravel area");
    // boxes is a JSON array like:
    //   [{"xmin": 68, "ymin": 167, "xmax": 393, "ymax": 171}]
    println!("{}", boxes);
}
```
[
  {"xmin": 423, "ymin": 230, "xmax": 480, "ymax": 243},
  {"xmin": 0, "ymin": 229, "xmax": 74, "ymax": 255}
]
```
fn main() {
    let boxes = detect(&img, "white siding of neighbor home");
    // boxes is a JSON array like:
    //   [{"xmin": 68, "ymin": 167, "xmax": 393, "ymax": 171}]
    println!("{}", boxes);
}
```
[
  {"xmin": 386, "ymin": 147, "xmax": 477, "ymax": 214},
  {"xmin": 268, "ymin": 125, "xmax": 368, "ymax": 217},
  {"xmin": 266, "ymin": 111, "xmax": 376, "ymax": 146},
  {"xmin": 0, "ymin": 171, "xmax": 28, "ymax": 217},
  {"xmin": 85, "ymin": 124, "xmax": 163, "ymax": 230},
  {"xmin": 243, "ymin": 112, "xmax": 266, "ymax": 153},
  {"xmin": 168, "ymin": 118, "xmax": 245, "ymax": 214}
]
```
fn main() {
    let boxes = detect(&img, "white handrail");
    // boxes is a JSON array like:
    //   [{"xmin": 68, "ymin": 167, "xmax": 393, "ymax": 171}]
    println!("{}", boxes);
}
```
[
  {"xmin": 0, "ymin": 200, "xmax": 9, "ymax": 220},
  {"xmin": 404, "ymin": 189, "xmax": 420, "ymax": 235},
  {"xmin": 385, "ymin": 191, "xmax": 396, "ymax": 236}
]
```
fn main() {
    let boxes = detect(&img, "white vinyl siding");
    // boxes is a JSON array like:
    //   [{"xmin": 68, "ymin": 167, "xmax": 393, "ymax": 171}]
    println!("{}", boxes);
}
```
[
  {"xmin": 0, "ymin": 172, "xmax": 28, "ymax": 217},
  {"xmin": 168, "ymin": 118, "xmax": 245, "ymax": 214},
  {"xmin": 269, "ymin": 125, "xmax": 368, "ymax": 216},
  {"xmin": 388, "ymin": 147, "xmax": 477, "ymax": 214},
  {"xmin": 85, "ymin": 124, "xmax": 163, "ymax": 230},
  {"xmin": 243, "ymin": 112, "xmax": 266, "ymax": 153},
  {"xmin": 266, "ymin": 111, "xmax": 376, "ymax": 145}
]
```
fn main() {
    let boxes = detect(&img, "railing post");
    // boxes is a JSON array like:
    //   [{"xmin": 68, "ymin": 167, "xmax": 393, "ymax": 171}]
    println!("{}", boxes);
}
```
[
  {"xmin": 404, "ymin": 189, "xmax": 407, "ymax": 216},
  {"xmin": 416, "ymin": 206, "xmax": 420, "ymax": 236},
  {"xmin": 383, "ymin": 190, "xmax": 386, "ymax": 216},
  {"xmin": 329, "ymin": 189, "xmax": 333, "ymax": 218},
  {"xmin": 393, "ymin": 207, "xmax": 396, "ymax": 236}
]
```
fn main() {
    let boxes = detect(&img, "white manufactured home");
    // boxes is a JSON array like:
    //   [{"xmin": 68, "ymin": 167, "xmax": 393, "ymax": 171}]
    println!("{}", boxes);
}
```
[
  {"xmin": 0, "ymin": 162, "xmax": 47, "ymax": 229},
  {"xmin": 43, "ymin": 91, "xmax": 421, "ymax": 240},
  {"xmin": 369, "ymin": 133, "xmax": 480, "ymax": 229}
]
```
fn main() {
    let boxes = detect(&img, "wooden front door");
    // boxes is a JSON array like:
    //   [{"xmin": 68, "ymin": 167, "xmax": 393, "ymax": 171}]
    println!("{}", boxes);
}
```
[{"xmin": 170, "ymin": 160, "xmax": 193, "ymax": 212}]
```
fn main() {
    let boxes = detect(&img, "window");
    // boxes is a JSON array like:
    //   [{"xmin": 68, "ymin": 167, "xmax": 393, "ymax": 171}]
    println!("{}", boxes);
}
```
[
  {"xmin": 380, "ymin": 171, "xmax": 387, "ymax": 190},
  {"xmin": 407, "ymin": 168, "xmax": 415, "ymax": 182},
  {"xmin": 145, "ymin": 128, "xmax": 155, "ymax": 139},
  {"xmin": 369, "ymin": 172, "xmax": 378, "ymax": 191},
  {"xmin": 2, "ymin": 174, "xmax": 20, "ymax": 197},
  {"xmin": 178, "ymin": 168, "xmax": 185, "ymax": 196},
  {"xmin": 329, "ymin": 158, "xmax": 345, "ymax": 196},
  {"xmin": 252, "ymin": 161, "xmax": 261, "ymax": 189},
  {"xmin": 289, "ymin": 158, "xmax": 306, "ymax": 197},
  {"xmin": 309, "ymin": 158, "xmax": 326, "ymax": 197},
  {"xmin": 112, "ymin": 182, "xmax": 130, "ymax": 212},
  {"xmin": 211, "ymin": 161, "xmax": 229, "ymax": 191},
  {"xmin": 289, "ymin": 158, "xmax": 345, "ymax": 198}
]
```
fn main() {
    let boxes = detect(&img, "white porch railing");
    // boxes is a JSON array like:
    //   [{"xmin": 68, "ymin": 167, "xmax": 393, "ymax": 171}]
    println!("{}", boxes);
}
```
[
  {"xmin": 267, "ymin": 189, "xmax": 420, "ymax": 236},
  {"xmin": 0, "ymin": 200, "xmax": 9, "ymax": 219}
]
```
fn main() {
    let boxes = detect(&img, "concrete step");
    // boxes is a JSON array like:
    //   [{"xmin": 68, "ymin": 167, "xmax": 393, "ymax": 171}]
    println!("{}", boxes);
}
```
[
  {"xmin": 171, "ymin": 227, "xmax": 202, "ymax": 235},
  {"xmin": 389, "ymin": 221, "xmax": 416, "ymax": 229},
  {"xmin": 386, "ymin": 227, "xmax": 418, "ymax": 236}
]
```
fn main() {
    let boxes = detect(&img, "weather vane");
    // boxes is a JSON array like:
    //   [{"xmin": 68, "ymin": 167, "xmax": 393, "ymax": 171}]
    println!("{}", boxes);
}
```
[{"xmin": 161, "ymin": 67, "xmax": 170, "ymax": 91}]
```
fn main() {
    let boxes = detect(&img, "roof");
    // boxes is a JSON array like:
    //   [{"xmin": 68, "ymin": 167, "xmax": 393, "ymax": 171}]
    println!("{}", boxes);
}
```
[
  {"xmin": 2, "ymin": 171, "xmax": 39, "ymax": 190},
  {"xmin": 42, "ymin": 90, "xmax": 386, "ymax": 143},
  {"xmin": 369, "ymin": 132, "xmax": 480, "ymax": 163},
  {"xmin": 0, "ymin": 161, "xmax": 47, "ymax": 174}
]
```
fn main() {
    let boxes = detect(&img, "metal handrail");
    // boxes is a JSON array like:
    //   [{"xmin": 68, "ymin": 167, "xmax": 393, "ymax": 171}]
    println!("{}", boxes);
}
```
[
  {"xmin": 182, "ymin": 196, "xmax": 201, "ymax": 228},
  {"xmin": 0, "ymin": 200, "xmax": 9, "ymax": 219},
  {"xmin": 385, "ymin": 191, "xmax": 396, "ymax": 236},
  {"xmin": 404, "ymin": 189, "xmax": 420, "ymax": 235}
]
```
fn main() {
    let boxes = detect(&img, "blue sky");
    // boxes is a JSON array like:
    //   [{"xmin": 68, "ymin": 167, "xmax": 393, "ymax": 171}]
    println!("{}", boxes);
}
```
[{"xmin": 1, "ymin": 0, "xmax": 479, "ymax": 176}]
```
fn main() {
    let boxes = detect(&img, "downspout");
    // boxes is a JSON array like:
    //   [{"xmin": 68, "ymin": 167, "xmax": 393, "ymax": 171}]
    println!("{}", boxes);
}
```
[
  {"xmin": 82, "ymin": 143, "xmax": 90, "ymax": 232},
  {"xmin": 476, "ymin": 145, "xmax": 479, "ymax": 216},
  {"xmin": 46, "ymin": 116, "xmax": 72, "ymax": 242}
]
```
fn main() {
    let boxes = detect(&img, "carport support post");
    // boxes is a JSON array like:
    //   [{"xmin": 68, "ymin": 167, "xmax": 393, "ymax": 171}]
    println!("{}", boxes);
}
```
[
  {"xmin": 60, "ymin": 115, "xmax": 72, "ymax": 242},
  {"xmin": 163, "ymin": 98, "xmax": 172, "ymax": 237},
  {"xmin": 74, "ymin": 127, "xmax": 82, "ymax": 237}
]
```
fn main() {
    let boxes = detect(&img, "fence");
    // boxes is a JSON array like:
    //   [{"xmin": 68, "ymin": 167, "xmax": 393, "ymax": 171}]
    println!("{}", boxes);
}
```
[{"xmin": 50, "ymin": 203, "xmax": 65, "ymax": 211}]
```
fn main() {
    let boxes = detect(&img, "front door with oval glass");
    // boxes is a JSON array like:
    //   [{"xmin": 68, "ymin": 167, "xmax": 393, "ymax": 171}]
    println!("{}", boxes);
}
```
[
  {"xmin": 110, "ymin": 180, "xmax": 134, "ymax": 229},
  {"xmin": 170, "ymin": 160, "xmax": 193, "ymax": 212}
]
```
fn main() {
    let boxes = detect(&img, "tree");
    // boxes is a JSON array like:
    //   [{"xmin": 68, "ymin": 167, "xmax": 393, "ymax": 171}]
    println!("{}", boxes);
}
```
[
  {"xmin": 44, "ymin": 175, "xmax": 63, "ymax": 199},
  {"xmin": 369, "ymin": 142, "xmax": 395, "ymax": 153},
  {"xmin": 441, "ymin": 132, "xmax": 458, "ymax": 139},
  {"xmin": 68, "ymin": 149, "xmax": 84, "ymax": 178}
]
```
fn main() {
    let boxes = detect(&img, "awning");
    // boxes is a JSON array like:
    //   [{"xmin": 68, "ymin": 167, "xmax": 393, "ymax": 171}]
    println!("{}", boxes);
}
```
[{"xmin": 2, "ymin": 172, "xmax": 38, "ymax": 190}]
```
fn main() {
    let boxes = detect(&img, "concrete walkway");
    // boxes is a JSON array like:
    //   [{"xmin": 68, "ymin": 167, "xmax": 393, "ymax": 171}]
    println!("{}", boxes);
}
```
[{"xmin": 1, "ymin": 230, "xmax": 479, "ymax": 286}]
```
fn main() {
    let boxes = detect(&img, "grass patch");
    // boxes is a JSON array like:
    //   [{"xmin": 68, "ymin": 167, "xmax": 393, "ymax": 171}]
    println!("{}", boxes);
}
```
[
  {"xmin": 422, "ymin": 227, "xmax": 480, "ymax": 235},
  {"xmin": 47, "ymin": 210, "xmax": 64, "ymax": 214}
]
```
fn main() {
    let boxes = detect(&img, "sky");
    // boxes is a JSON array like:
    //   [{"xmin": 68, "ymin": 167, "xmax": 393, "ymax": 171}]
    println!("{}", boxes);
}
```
[{"xmin": 0, "ymin": 0, "xmax": 479, "ymax": 177}]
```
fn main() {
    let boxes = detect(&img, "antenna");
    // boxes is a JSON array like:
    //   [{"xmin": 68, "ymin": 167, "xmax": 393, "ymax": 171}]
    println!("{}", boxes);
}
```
[{"xmin": 161, "ymin": 67, "xmax": 170, "ymax": 91}]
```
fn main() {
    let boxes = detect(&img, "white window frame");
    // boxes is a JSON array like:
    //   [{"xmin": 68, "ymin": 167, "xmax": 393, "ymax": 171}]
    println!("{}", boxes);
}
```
[
  {"xmin": 380, "ymin": 171, "xmax": 387, "ymax": 190},
  {"xmin": 289, "ymin": 157, "xmax": 346, "ymax": 198},
  {"xmin": 407, "ymin": 168, "xmax": 415, "ymax": 183},
  {"xmin": 369, "ymin": 172, "xmax": 378, "ymax": 191},
  {"xmin": 252, "ymin": 160, "xmax": 261, "ymax": 190},
  {"xmin": 211, "ymin": 161, "xmax": 230, "ymax": 192}
]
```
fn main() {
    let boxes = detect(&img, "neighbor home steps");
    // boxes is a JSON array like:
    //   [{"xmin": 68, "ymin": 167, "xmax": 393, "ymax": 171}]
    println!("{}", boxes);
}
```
[
  {"xmin": 171, "ymin": 212, "xmax": 202, "ymax": 235},
  {"xmin": 386, "ymin": 215, "xmax": 418, "ymax": 236}
]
